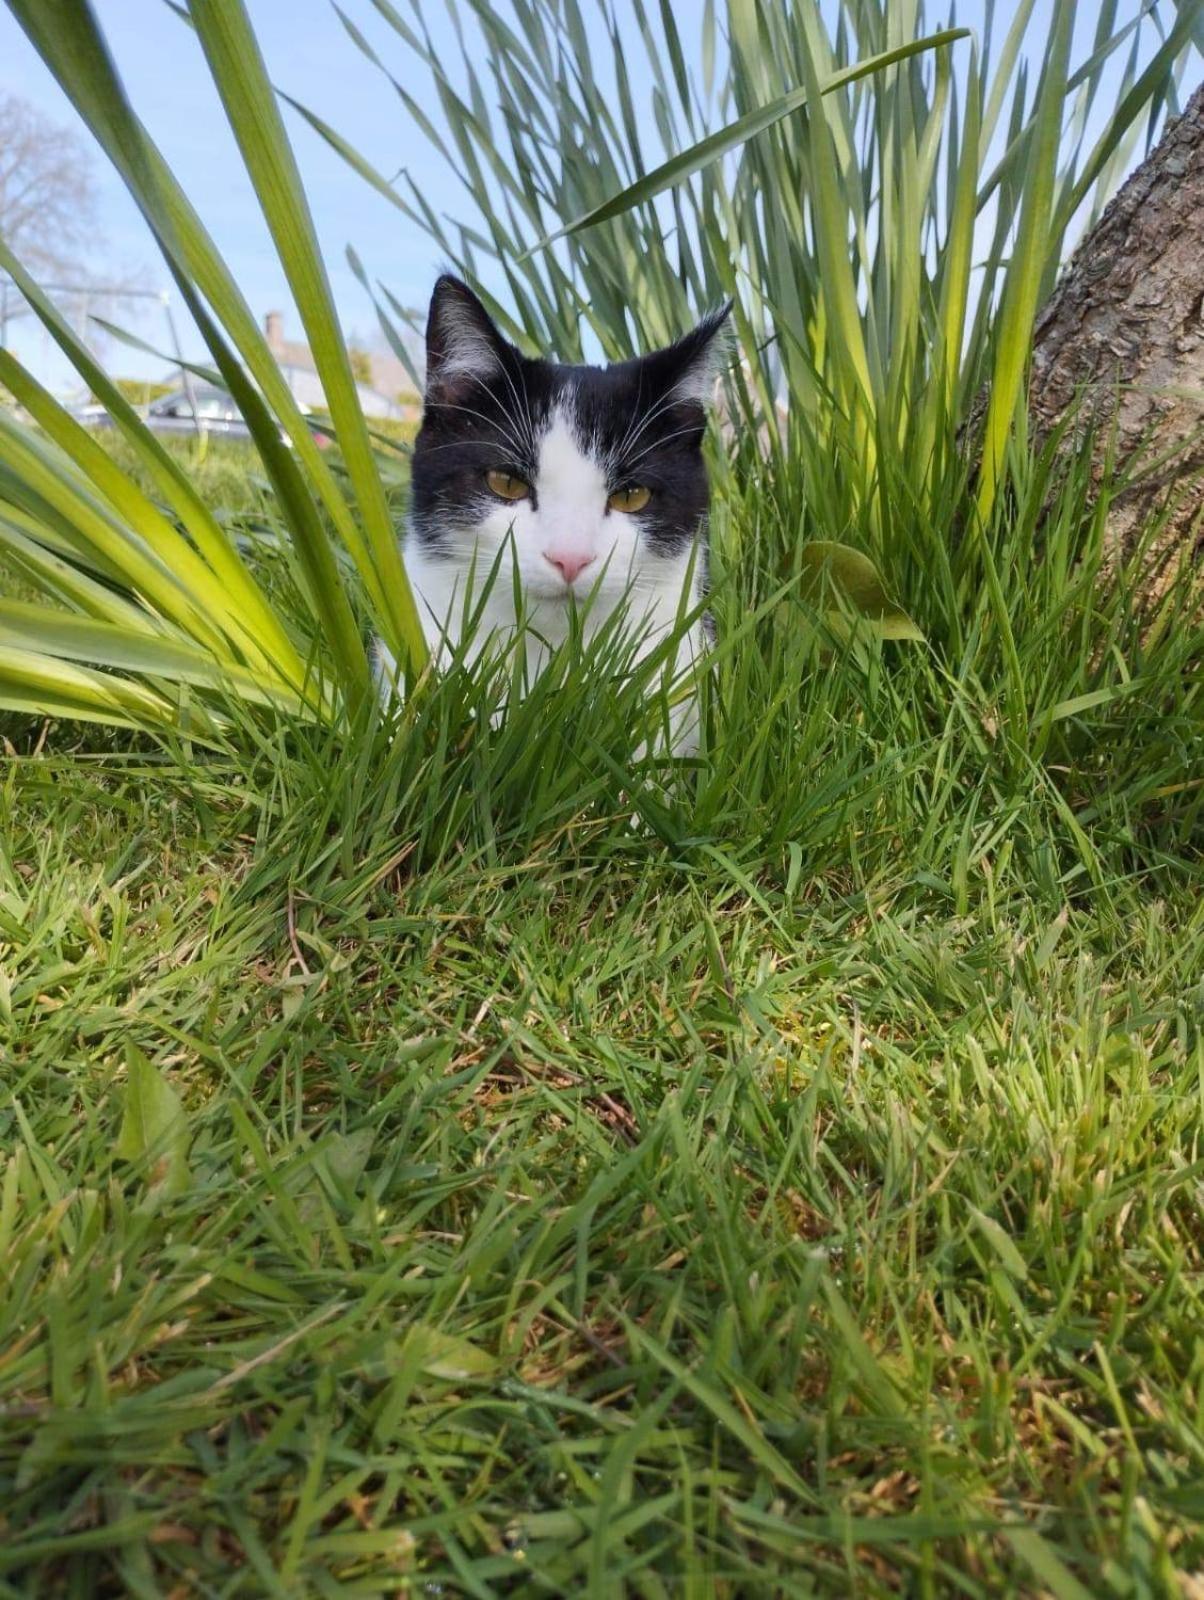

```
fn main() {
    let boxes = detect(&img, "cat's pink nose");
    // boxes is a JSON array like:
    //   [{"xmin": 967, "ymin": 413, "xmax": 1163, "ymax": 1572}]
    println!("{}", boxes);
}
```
[{"xmin": 543, "ymin": 550, "xmax": 595, "ymax": 585}]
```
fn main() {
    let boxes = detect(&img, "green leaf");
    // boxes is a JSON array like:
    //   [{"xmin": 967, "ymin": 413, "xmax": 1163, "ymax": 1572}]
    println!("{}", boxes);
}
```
[
  {"xmin": 115, "ymin": 1045, "xmax": 191, "ymax": 1198},
  {"xmin": 622, "ymin": 1315, "xmax": 815, "ymax": 1500},
  {"xmin": 396, "ymin": 1325, "xmax": 498, "ymax": 1381},
  {"xmin": 279, "ymin": 90, "xmax": 421, "ymax": 224},
  {"xmin": 0, "ymin": 642, "xmax": 182, "ymax": 730},
  {"xmin": 975, "ymin": 1, "xmax": 1073, "ymax": 523},
  {"xmin": 321, "ymin": 1129, "xmax": 375, "ymax": 1194},
  {"xmin": 0, "ymin": 408, "xmax": 224, "ymax": 652},
  {"xmin": 4, "ymin": 0, "xmax": 405, "ymax": 707},
  {"xmin": 0, "ymin": 600, "xmax": 306, "ymax": 712},
  {"xmin": 1171, "ymin": 0, "xmax": 1204, "ymax": 50},
  {"xmin": 1035, "ymin": 680, "xmax": 1145, "ymax": 728},
  {"xmin": 186, "ymin": 0, "xmax": 426, "ymax": 680},
  {"xmin": 797, "ymin": 542, "xmax": 924, "ymax": 640},
  {"xmin": 965, "ymin": 1203, "xmax": 1029, "ymax": 1280},
  {"xmin": 1006, "ymin": 1528, "xmax": 1096, "ymax": 1600},
  {"xmin": 0, "ymin": 238, "xmax": 307, "ymax": 697},
  {"xmin": 822, "ymin": 1281, "xmax": 909, "ymax": 1419}
]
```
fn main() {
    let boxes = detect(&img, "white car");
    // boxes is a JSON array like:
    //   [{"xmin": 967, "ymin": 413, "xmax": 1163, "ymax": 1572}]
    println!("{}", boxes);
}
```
[{"xmin": 142, "ymin": 383, "xmax": 251, "ymax": 437}]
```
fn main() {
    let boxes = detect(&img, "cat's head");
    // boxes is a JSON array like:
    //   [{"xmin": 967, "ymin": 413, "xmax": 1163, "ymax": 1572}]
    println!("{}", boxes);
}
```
[{"xmin": 409, "ymin": 275, "xmax": 731, "ymax": 608}]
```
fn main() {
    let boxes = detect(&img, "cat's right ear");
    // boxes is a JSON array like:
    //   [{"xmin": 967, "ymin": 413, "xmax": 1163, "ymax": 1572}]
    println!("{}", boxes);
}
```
[{"xmin": 425, "ymin": 275, "xmax": 509, "ymax": 403}]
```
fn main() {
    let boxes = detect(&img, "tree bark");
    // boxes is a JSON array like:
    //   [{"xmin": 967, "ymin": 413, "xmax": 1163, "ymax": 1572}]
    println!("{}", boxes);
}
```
[{"xmin": 1030, "ymin": 82, "xmax": 1204, "ymax": 572}]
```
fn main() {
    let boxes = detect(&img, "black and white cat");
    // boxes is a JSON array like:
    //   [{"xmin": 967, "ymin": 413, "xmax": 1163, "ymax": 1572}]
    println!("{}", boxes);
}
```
[{"xmin": 376, "ymin": 276, "xmax": 731, "ymax": 750}]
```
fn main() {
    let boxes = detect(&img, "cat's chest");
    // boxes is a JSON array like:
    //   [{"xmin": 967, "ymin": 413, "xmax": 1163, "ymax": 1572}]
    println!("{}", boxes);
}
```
[{"xmin": 407, "ymin": 545, "xmax": 589, "ymax": 654}]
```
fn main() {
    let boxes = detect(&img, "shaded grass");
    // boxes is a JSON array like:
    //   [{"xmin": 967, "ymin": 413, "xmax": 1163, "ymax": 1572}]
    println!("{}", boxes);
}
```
[{"xmin": 1, "ymin": 440, "xmax": 1202, "ymax": 1595}]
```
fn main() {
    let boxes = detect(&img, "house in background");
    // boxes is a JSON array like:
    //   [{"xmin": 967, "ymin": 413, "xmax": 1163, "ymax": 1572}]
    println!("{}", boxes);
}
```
[{"xmin": 263, "ymin": 309, "xmax": 422, "ymax": 423}]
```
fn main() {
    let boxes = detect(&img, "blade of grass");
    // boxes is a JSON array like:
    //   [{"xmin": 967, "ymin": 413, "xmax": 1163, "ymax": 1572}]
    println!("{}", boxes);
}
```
[
  {"xmin": 0, "ymin": 234, "xmax": 308, "ymax": 695},
  {"xmin": 976, "ymin": 1, "xmax": 1074, "ymax": 522},
  {"xmin": 187, "ymin": 0, "xmax": 426, "ymax": 678},
  {"xmin": 0, "ymin": 350, "xmax": 300, "ymax": 684},
  {"xmin": 0, "ymin": 411, "xmax": 225, "ymax": 651},
  {"xmin": 522, "ymin": 30, "xmax": 969, "ymax": 252},
  {"xmin": 0, "ymin": 600, "xmax": 307, "ymax": 712},
  {"xmin": 5, "ymin": 0, "xmax": 417, "ymax": 704},
  {"xmin": 0, "ymin": 642, "xmax": 183, "ymax": 727}
]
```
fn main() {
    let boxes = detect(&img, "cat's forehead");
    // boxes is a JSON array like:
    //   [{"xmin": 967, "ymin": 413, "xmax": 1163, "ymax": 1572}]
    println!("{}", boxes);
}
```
[
  {"xmin": 533, "ymin": 401, "xmax": 609, "ymax": 498},
  {"xmin": 520, "ymin": 354, "xmax": 641, "ymax": 407},
  {"xmin": 522, "ymin": 355, "xmax": 680, "ymax": 441}
]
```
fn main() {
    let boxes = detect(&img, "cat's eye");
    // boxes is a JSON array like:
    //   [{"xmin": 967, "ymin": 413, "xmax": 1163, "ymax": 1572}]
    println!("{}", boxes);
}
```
[
  {"xmin": 607, "ymin": 485, "xmax": 651, "ymax": 514},
  {"xmin": 486, "ymin": 469, "xmax": 531, "ymax": 502}
]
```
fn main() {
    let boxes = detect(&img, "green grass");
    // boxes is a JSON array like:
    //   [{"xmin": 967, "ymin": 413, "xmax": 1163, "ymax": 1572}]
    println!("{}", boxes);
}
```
[
  {"xmin": 2, "ymin": 436, "xmax": 1202, "ymax": 1595},
  {"xmin": 94, "ymin": 429, "xmax": 414, "ymax": 535},
  {"xmin": 2, "ymin": 1, "xmax": 1201, "ymax": 1588},
  {"xmin": 93, "ymin": 433, "xmax": 275, "ymax": 518}
]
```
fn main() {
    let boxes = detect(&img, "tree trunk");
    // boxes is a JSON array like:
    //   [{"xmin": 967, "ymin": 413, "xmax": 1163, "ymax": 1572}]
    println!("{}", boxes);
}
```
[{"xmin": 1029, "ymin": 82, "xmax": 1204, "ymax": 573}]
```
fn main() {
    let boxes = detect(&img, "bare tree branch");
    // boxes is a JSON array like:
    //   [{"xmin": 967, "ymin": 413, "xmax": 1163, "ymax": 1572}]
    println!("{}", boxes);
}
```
[
  {"xmin": 0, "ymin": 92, "xmax": 98, "ymax": 280},
  {"xmin": 0, "ymin": 91, "xmax": 150, "ymax": 359}
]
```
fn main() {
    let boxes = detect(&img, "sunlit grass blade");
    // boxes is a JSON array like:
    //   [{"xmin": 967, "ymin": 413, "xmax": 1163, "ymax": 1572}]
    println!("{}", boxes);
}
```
[
  {"xmin": 0, "ymin": 235, "xmax": 307, "ymax": 695},
  {"xmin": 5, "ymin": 0, "xmax": 370, "ymax": 703},
  {"xmin": 790, "ymin": 28, "xmax": 879, "ymax": 497},
  {"xmin": 522, "ymin": 30, "xmax": 969, "ymax": 252},
  {"xmin": 915, "ymin": 46, "xmax": 980, "ymax": 478},
  {"xmin": 0, "ymin": 513, "xmax": 164, "ymax": 631},
  {"xmin": 187, "ymin": 0, "xmax": 425, "ymax": 679},
  {"xmin": 0, "ymin": 351, "xmax": 298, "ymax": 677},
  {"xmin": 0, "ymin": 599, "xmax": 307, "ymax": 712},
  {"xmin": 0, "ymin": 642, "xmax": 184, "ymax": 728},
  {"xmin": 975, "ymin": 1, "xmax": 1073, "ymax": 523},
  {"xmin": 0, "ymin": 410, "xmax": 225, "ymax": 651},
  {"xmin": 5, "ymin": 0, "xmax": 426, "ymax": 710},
  {"xmin": 278, "ymin": 90, "xmax": 422, "ymax": 225}
]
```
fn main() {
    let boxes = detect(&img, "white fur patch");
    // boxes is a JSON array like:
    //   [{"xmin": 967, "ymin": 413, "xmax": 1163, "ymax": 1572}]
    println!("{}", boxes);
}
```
[
  {"xmin": 536, "ymin": 404, "xmax": 607, "ymax": 500},
  {"xmin": 670, "ymin": 366, "xmax": 719, "ymax": 406},
  {"xmin": 432, "ymin": 300, "xmax": 503, "ymax": 383},
  {"xmin": 670, "ymin": 312, "xmax": 734, "ymax": 405},
  {"xmin": 530, "ymin": 402, "xmax": 611, "ymax": 582}
]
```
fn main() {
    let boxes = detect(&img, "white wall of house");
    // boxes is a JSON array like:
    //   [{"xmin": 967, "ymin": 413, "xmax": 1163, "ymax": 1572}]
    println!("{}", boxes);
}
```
[{"xmin": 277, "ymin": 360, "xmax": 404, "ymax": 420}]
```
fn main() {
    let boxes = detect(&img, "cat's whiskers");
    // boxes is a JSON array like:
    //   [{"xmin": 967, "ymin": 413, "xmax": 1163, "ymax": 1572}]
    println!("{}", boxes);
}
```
[
  {"xmin": 607, "ymin": 388, "xmax": 689, "ymax": 472},
  {"xmin": 608, "ymin": 363, "xmax": 648, "ymax": 465},
  {"xmin": 488, "ymin": 357, "xmax": 539, "ymax": 460},
  {"xmin": 432, "ymin": 400, "xmax": 530, "ymax": 467},
  {"xmin": 619, "ymin": 367, "xmax": 705, "ymax": 458},
  {"xmin": 620, "ymin": 422, "xmax": 706, "ymax": 472},
  {"xmin": 416, "ymin": 438, "xmax": 519, "ymax": 457}
]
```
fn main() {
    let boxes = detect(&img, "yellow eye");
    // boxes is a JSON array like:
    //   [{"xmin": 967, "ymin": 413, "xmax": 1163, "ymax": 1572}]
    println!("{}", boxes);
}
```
[
  {"xmin": 486, "ymin": 469, "xmax": 531, "ymax": 501},
  {"xmin": 607, "ymin": 485, "xmax": 651, "ymax": 513}
]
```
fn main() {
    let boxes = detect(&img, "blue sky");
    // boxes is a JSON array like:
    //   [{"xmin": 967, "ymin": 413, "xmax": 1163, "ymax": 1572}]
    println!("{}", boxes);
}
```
[
  {"xmin": 1, "ymin": 1, "xmax": 1200, "ymax": 392},
  {"xmin": 1, "ymin": 0, "xmax": 465, "ymax": 384}
]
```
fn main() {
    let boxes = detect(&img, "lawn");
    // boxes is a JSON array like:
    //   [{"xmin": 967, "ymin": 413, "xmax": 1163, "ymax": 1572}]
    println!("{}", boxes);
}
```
[
  {"xmin": 2, "ymin": 439, "xmax": 1203, "ymax": 1596},
  {"xmin": 3, "ymin": 0, "xmax": 1204, "ymax": 1591}
]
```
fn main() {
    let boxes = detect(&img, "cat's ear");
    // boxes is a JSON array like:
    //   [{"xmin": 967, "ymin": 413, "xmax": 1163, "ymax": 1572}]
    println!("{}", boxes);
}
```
[
  {"xmin": 424, "ymin": 275, "xmax": 511, "ymax": 401},
  {"xmin": 645, "ymin": 302, "xmax": 734, "ymax": 406}
]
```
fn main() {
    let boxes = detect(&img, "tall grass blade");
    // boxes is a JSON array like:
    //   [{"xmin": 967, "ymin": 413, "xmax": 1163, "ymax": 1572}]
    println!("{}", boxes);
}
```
[
  {"xmin": 187, "ymin": 0, "xmax": 425, "ymax": 677},
  {"xmin": 526, "ymin": 31, "xmax": 969, "ymax": 251},
  {"xmin": 4, "ymin": 0, "xmax": 427, "ymax": 713},
  {"xmin": 975, "ymin": 1, "xmax": 1074, "ymax": 523}
]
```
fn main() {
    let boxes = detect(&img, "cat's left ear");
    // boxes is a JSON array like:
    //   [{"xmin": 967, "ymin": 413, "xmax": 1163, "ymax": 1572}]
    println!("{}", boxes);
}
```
[{"xmin": 646, "ymin": 301, "xmax": 734, "ymax": 406}]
